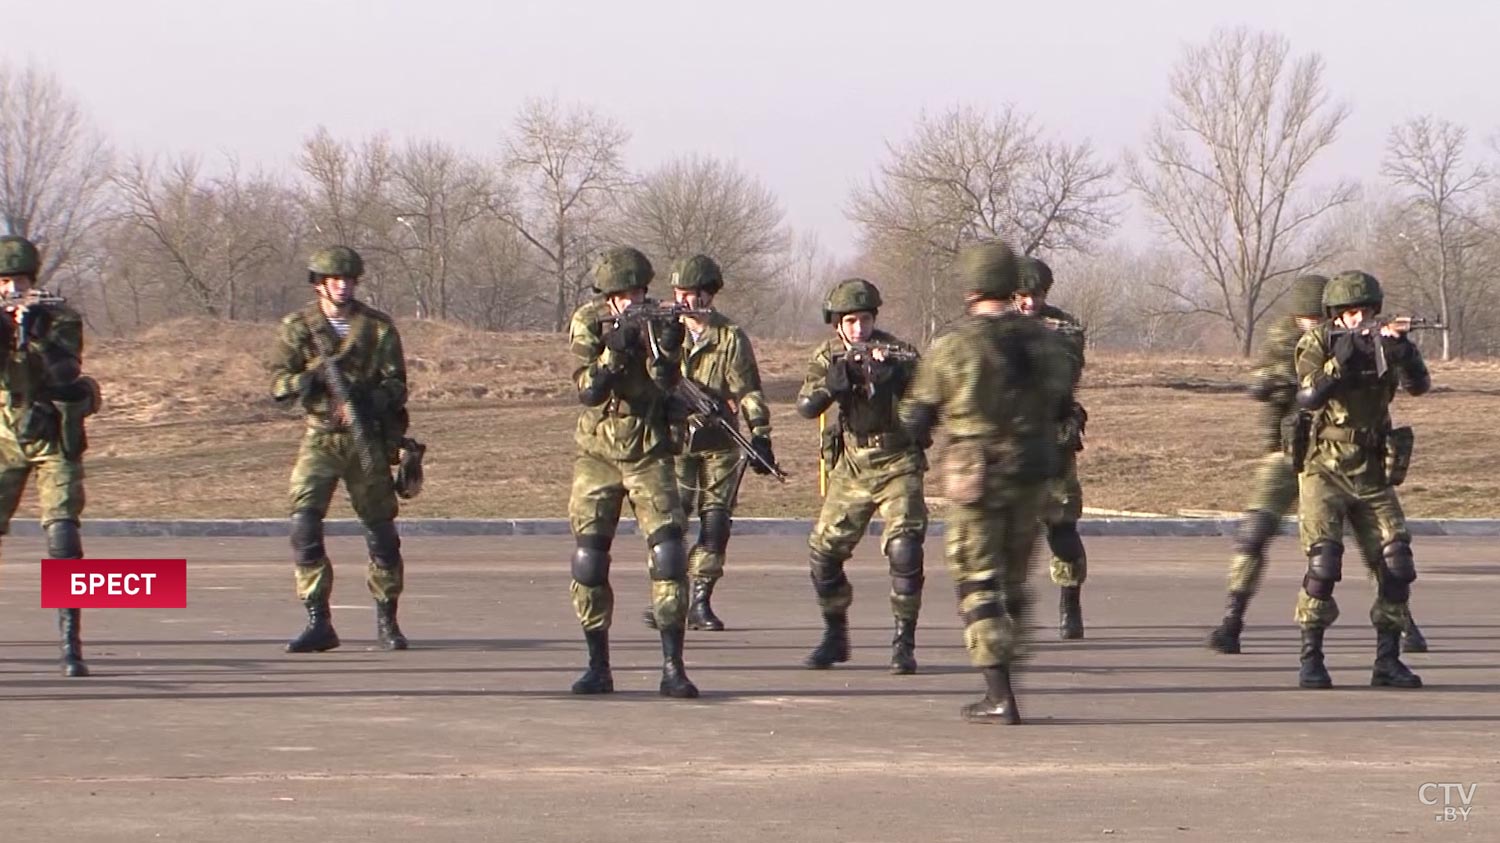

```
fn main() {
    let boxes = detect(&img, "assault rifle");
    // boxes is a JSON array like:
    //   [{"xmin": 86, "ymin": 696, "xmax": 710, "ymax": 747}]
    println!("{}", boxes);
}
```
[
  {"xmin": 1328, "ymin": 316, "xmax": 1445, "ymax": 377},
  {"xmin": 831, "ymin": 341, "xmax": 918, "ymax": 398},
  {"xmin": 1040, "ymin": 316, "xmax": 1085, "ymax": 337},
  {"xmin": 605, "ymin": 300, "xmax": 714, "ymax": 361},
  {"xmin": 2, "ymin": 289, "xmax": 66, "ymax": 350},
  {"xmin": 307, "ymin": 324, "xmax": 379, "ymax": 475},
  {"xmin": 672, "ymin": 376, "xmax": 787, "ymax": 482}
]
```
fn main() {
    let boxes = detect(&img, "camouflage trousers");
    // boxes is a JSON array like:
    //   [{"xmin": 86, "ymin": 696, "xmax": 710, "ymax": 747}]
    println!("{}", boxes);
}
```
[
  {"xmin": 569, "ymin": 448, "xmax": 688, "ymax": 631},
  {"xmin": 808, "ymin": 445, "xmax": 928, "ymax": 620},
  {"xmin": 947, "ymin": 483, "xmax": 1046, "ymax": 667},
  {"xmin": 287, "ymin": 429, "xmax": 402, "ymax": 604},
  {"xmin": 677, "ymin": 448, "xmax": 746, "ymax": 582},
  {"xmin": 1224, "ymin": 451, "xmax": 1299, "ymax": 595},
  {"xmin": 1043, "ymin": 448, "xmax": 1087, "ymax": 587},
  {"xmin": 1295, "ymin": 467, "xmax": 1412, "ymax": 632},
  {"xmin": 0, "ymin": 431, "xmax": 85, "ymax": 535}
]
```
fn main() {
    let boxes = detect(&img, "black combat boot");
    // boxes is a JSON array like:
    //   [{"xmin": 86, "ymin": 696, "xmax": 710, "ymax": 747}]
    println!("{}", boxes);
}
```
[
  {"xmin": 1207, "ymin": 592, "xmax": 1250, "ymax": 654},
  {"xmin": 1297, "ymin": 626, "xmax": 1332, "ymax": 689},
  {"xmin": 804, "ymin": 612, "xmax": 851, "ymax": 669},
  {"xmin": 1059, "ymin": 586, "xmax": 1084, "ymax": 640},
  {"xmin": 961, "ymin": 665, "xmax": 1020, "ymax": 724},
  {"xmin": 58, "ymin": 609, "xmax": 89, "ymax": 677},
  {"xmin": 889, "ymin": 617, "xmax": 917, "ymax": 675},
  {"xmin": 572, "ymin": 629, "xmax": 614, "ymax": 694},
  {"xmin": 1402, "ymin": 617, "xmax": 1429, "ymax": 654},
  {"xmin": 687, "ymin": 579, "xmax": 725, "ymax": 631},
  {"xmin": 285, "ymin": 600, "xmax": 341, "ymax": 653},
  {"xmin": 658, "ymin": 625, "xmax": 700, "ymax": 698},
  {"xmin": 1372, "ymin": 627, "xmax": 1423, "ymax": 688},
  {"xmin": 375, "ymin": 599, "xmax": 408, "ymax": 651}
]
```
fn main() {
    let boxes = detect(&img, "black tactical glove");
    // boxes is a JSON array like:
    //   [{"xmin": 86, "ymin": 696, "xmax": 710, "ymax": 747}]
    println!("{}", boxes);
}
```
[
  {"xmin": 656, "ymin": 318, "xmax": 686, "ymax": 354},
  {"xmin": 300, "ymin": 365, "xmax": 327, "ymax": 402},
  {"xmin": 1383, "ymin": 333, "xmax": 1416, "ymax": 365},
  {"xmin": 825, "ymin": 358, "xmax": 854, "ymax": 395},
  {"xmin": 604, "ymin": 320, "xmax": 642, "ymax": 355},
  {"xmin": 749, "ymin": 435, "xmax": 776, "ymax": 475},
  {"xmin": 1331, "ymin": 330, "xmax": 1372, "ymax": 376}
]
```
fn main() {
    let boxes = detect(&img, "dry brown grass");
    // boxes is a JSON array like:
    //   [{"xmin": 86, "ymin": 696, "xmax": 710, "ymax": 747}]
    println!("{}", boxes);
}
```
[{"xmin": 20, "ymin": 319, "xmax": 1494, "ymax": 521}]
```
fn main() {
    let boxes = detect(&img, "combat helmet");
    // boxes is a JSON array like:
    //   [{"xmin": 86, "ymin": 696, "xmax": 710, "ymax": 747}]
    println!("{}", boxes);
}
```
[
  {"xmin": 669, "ymin": 254, "xmax": 724, "ymax": 294},
  {"xmin": 0, "ymin": 235, "xmax": 41, "ymax": 277},
  {"xmin": 593, "ymin": 246, "xmax": 654, "ymax": 294},
  {"xmin": 307, "ymin": 246, "xmax": 365, "ymax": 282},
  {"xmin": 1289, "ymin": 274, "xmax": 1329, "ymax": 318},
  {"xmin": 1017, "ymin": 255, "xmax": 1053, "ymax": 297},
  {"xmin": 822, "ymin": 278, "xmax": 882, "ymax": 324},
  {"xmin": 1322, "ymin": 270, "xmax": 1383, "ymax": 316},
  {"xmin": 958, "ymin": 241, "xmax": 1022, "ymax": 301}
]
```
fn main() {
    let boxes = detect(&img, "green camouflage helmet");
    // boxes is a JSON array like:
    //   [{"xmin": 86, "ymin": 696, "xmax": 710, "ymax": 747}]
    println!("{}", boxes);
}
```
[
  {"xmin": 1017, "ymin": 255, "xmax": 1053, "ymax": 296},
  {"xmin": 0, "ymin": 235, "xmax": 41, "ymax": 277},
  {"xmin": 670, "ymin": 254, "xmax": 724, "ymax": 293},
  {"xmin": 1322, "ymin": 270, "xmax": 1383, "ymax": 315},
  {"xmin": 822, "ymin": 278, "xmax": 882, "ymax": 324},
  {"xmin": 593, "ymin": 246, "xmax": 654, "ymax": 294},
  {"xmin": 308, "ymin": 246, "xmax": 364, "ymax": 281},
  {"xmin": 957, "ymin": 241, "xmax": 1021, "ymax": 301},
  {"xmin": 1289, "ymin": 273, "xmax": 1329, "ymax": 317}
]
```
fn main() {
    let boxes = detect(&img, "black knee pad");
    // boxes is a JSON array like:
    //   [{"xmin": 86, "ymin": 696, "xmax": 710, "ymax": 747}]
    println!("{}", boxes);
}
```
[
  {"xmin": 961, "ymin": 600, "xmax": 1002, "ymax": 627},
  {"xmin": 571, "ymin": 535, "xmax": 613, "ymax": 587},
  {"xmin": 364, "ymin": 519, "xmax": 403, "ymax": 568},
  {"xmin": 648, "ymin": 533, "xmax": 688, "ymax": 581},
  {"xmin": 1307, "ymin": 541, "xmax": 1344, "ymax": 583},
  {"xmin": 1302, "ymin": 573, "xmax": 1337, "ymax": 600},
  {"xmin": 44, "ymin": 519, "xmax": 82, "ymax": 560},
  {"xmin": 1047, "ymin": 522, "xmax": 1085, "ymax": 564},
  {"xmin": 809, "ymin": 550, "xmax": 849, "ymax": 598},
  {"xmin": 290, "ymin": 510, "xmax": 325, "ymax": 565},
  {"xmin": 956, "ymin": 575, "xmax": 999, "ymax": 601},
  {"xmin": 698, "ymin": 508, "xmax": 732, "ymax": 554},
  {"xmin": 1235, "ymin": 510, "xmax": 1280, "ymax": 555},
  {"xmin": 886, "ymin": 534, "xmax": 925, "ymax": 595},
  {"xmin": 1381, "ymin": 539, "xmax": 1416, "ymax": 583}
]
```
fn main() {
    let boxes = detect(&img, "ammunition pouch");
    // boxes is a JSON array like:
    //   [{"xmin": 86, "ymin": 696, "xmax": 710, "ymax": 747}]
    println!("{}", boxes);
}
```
[
  {"xmin": 1385, "ymin": 426, "xmax": 1414, "ymax": 487},
  {"xmin": 394, "ymin": 437, "xmax": 427, "ymax": 499},
  {"xmin": 1287, "ymin": 412, "xmax": 1313, "ymax": 473},
  {"xmin": 819, "ymin": 417, "xmax": 845, "ymax": 471}
]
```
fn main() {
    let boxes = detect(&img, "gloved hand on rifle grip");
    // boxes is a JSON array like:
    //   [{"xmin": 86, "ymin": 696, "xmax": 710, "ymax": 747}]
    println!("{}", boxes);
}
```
[
  {"xmin": 825, "ymin": 358, "xmax": 854, "ymax": 396},
  {"xmin": 656, "ymin": 318, "xmax": 686, "ymax": 354},
  {"xmin": 749, "ymin": 435, "xmax": 776, "ymax": 476},
  {"xmin": 604, "ymin": 320, "xmax": 642, "ymax": 355},
  {"xmin": 1331, "ymin": 330, "xmax": 1369, "ymax": 376}
]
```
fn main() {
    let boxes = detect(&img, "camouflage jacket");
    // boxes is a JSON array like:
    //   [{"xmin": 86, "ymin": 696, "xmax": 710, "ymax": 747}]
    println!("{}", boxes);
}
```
[
  {"xmin": 270, "ymin": 300, "xmax": 408, "ymax": 438},
  {"xmin": 0, "ymin": 302, "xmax": 89, "ymax": 445},
  {"xmin": 682, "ymin": 311, "xmax": 771, "ymax": 439},
  {"xmin": 0, "ymin": 302, "xmax": 84, "ymax": 407},
  {"xmin": 798, "ymin": 328, "xmax": 920, "ymax": 449},
  {"xmin": 1249, "ymin": 316, "xmax": 1308, "ymax": 451},
  {"xmin": 1295, "ymin": 322, "xmax": 1429, "ymax": 479},
  {"xmin": 1037, "ymin": 303, "xmax": 1086, "ymax": 388},
  {"xmin": 570, "ymin": 299, "xmax": 680, "ymax": 461},
  {"xmin": 903, "ymin": 312, "xmax": 1073, "ymax": 445}
]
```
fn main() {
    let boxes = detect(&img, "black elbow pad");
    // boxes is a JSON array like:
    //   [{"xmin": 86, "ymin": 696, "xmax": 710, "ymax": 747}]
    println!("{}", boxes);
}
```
[
  {"xmin": 796, "ymin": 390, "xmax": 834, "ymax": 419},
  {"xmin": 578, "ymin": 369, "xmax": 613, "ymax": 406},
  {"xmin": 1296, "ymin": 377, "xmax": 1337, "ymax": 410}
]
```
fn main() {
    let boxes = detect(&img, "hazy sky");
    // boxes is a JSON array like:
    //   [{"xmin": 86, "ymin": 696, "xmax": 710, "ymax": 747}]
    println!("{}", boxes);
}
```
[{"xmin": 8, "ymin": 0, "xmax": 1499, "ymax": 258}]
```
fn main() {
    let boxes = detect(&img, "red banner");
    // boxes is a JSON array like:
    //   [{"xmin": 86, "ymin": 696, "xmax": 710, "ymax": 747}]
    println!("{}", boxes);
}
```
[{"xmin": 40, "ymin": 559, "xmax": 188, "ymax": 609}]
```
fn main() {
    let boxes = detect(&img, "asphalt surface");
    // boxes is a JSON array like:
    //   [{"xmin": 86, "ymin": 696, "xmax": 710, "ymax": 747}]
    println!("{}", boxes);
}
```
[{"xmin": 1, "ymin": 534, "xmax": 1497, "ymax": 842}]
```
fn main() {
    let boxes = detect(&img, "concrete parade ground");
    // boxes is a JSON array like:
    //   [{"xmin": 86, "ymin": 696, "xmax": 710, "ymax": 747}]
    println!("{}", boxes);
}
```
[{"xmin": 1, "ymin": 534, "xmax": 1497, "ymax": 842}]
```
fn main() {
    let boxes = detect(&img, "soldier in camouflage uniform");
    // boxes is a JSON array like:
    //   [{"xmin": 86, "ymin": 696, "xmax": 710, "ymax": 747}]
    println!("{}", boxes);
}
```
[
  {"xmin": 795, "ymin": 278, "xmax": 928, "ymax": 675},
  {"xmin": 1015, "ymin": 258, "xmax": 1090, "ymax": 639},
  {"xmin": 567, "ymin": 246, "xmax": 698, "ymax": 699},
  {"xmin": 270, "ymin": 247, "xmax": 411, "ymax": 654},
  {"xmin": 0, "ymin": 235, "xmax": 99, "ymax": 677},
  {"xmin": 640, "ymin": 255, "xmax": 775, "ymax": 631},
  {"xmin": 901, "ymin": 241, "xmax": 1075, "ymax": 724},
  {"xmin": 1207, "ymin": 274, "xmax": 1428, "ymax": 655},
  {"xmin": 1292, "ymin": 271, "xmax": 1429, "ymax": 690}
]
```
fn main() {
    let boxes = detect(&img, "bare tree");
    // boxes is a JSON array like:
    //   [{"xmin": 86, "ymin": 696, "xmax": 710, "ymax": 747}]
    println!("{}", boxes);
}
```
[
  {"xmin": 297, "ymin": 128, "xmax": 401, "ymax": 311},
  {"xmin": 1381, "ymin": 116, "xmax": 1489, "ymax": 359},
  {"xmin": 1127, "ymin": 28, "xmax": 1356, "ymax": 356},
  {"xmin": 0, "ymin": 63, "xmax": 113, "ymax": 288},
  {"xmin": 113, "ymin": 155, "xmax": 299, "ymax": 320},
  {"xmin": 848, "ymin": 104, "xmax": 1117, "ymax": 342},
  {"xmin": 496, "ymin": 98, "xmax": 631, "ymax": 331},
  {"xmin": 388, "ymin": 139, "xmax": 496, "ymax": 320},
  {"xmin": 614, "ymin": 154, "xmax": 792, "ymax": 326}
]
